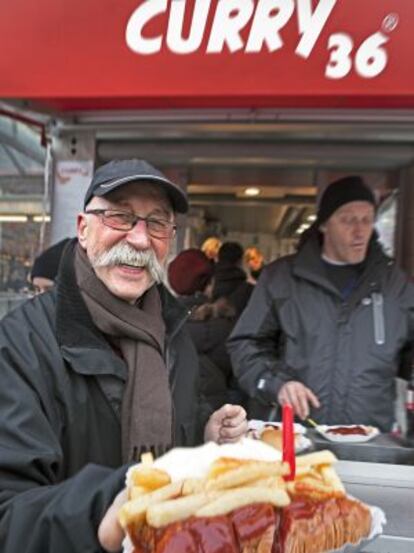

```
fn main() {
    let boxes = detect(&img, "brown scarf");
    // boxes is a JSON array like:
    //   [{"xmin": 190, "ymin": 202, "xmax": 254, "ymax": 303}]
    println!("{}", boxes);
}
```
[{"xmin": 74, "ymin": 245, "xmax": 172, "ymax": 462}]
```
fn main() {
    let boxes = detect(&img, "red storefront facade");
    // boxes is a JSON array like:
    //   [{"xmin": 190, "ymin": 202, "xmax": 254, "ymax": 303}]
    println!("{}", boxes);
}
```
[
  {"xmin": 0, "ymin": 0, "xmax": 413, "ymax": 269},
  {"xmin": 0, "ymin": 0, "xmax": 413, "ymax": 111}
]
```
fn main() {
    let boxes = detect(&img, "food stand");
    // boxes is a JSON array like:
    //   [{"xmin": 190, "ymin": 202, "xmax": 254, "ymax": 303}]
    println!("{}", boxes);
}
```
[{"xmin": 0, "ymin": 2, "xmax": 413, "ymax": 548}]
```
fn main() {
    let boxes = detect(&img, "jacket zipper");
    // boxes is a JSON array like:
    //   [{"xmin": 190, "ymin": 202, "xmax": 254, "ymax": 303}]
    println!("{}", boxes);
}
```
[
  {"xmin": 372, "ymin": 292, "xmax": 385, "ymax": 345},
  {"xmin": 165, "ymin": 308, "xmax": 191, "ymax": 376}
]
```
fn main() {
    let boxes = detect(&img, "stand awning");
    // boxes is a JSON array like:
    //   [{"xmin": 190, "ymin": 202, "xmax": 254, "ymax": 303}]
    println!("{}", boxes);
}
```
[{"xmin": 0, "ymin": 0, "xmax": 413, "ymax": 112}]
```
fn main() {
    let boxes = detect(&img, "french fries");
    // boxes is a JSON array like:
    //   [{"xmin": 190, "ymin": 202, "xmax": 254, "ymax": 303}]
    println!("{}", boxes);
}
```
[
  {"xmin": 287, "ymin": 480, "xmax": 343, "ymax": 500},
  {"xmin": 207, "ymin": 457, "xmax": 246, "ymax": 479},
  {"xmin": 119, "ymin": 448, "xmax": 347, "ymax": 532},
  {"xmin": 141, "ymin": 452, "xmax": 154, "ymax": 466},
  {"xmin": 181, "ymin": 477, "xmax": 208, "ymax": 495},
  {"xmin": 205, "ymin": 460, "xmax": 289, "ymax": 491},
  {"xmin": 319, "ymin": 464, "xmax": 346, "ymax": 494},
  {"xmin": 129, "ymin": 485, "xmax": 148, "ymax": 500},
  {"xmin": 127, "ymin": 462, "xmax": 171, "ymax": 500},
  {"xmin": 296, "ymin": 450, "xmax": 337, "ymax": 467},
  {"xmin": 147, "ymin": 492, "xmax": 216, "ymax": 528},
  {"xmin": 130, "ymin": 466, "xmax": 171, "ymax": 491},
  {"xmin": 119, "ymin": 480, "xmax": 183, "ymax": 528},
  {"xmin": 196, "ymin": 486, "xmax": 290, "ymax": 517},
  {"xmin": 288, "ymin": 450, "xmax": 345, "ymax": 499}
]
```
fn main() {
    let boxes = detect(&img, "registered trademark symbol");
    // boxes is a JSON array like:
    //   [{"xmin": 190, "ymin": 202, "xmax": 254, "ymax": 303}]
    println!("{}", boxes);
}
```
[{"xmin": 382, "ymin": 13, "xmax": 399, "ymax": 33}]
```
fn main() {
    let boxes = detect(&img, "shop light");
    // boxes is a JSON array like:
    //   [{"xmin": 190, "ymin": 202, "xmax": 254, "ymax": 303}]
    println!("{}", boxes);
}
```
[
  {"xmin": 0, "ymin": 215, "xmax": 28, "ymax": 223},
  {"xmin": 296, "ymin": 223, "xmax": 311, "ymax": 234},
  {"xmin": 307, "ymin": 214, "xmax": 317, "ymax": 221},
  {"xmin": 244, "ymin": 187, "xmax": 261, "ymax": 197},
  {"xmin": 33, "ymin": 215, "xmax": 51, "ymax": 223}
]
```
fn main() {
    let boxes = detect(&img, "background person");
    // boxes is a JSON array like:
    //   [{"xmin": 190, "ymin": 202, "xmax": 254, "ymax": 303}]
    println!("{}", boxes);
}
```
[
  {"xmin": 167, "ymin": 247, "xmax": 214, "ymax": 310},
  {"xmin": 29, "ymin": 237, "xmax": 71, "ymax": 293},
  {"xmin": 169, "ymin": 248, "xmax": 248, "ymax": 411},
  {"xmin": 0, "ymin": 159, "xmax": 247, "ymax": 553},
  {"xmin": 228, "ymin": 175, "xmax": 414, "ymax": 431},
  {"xmin": 244, "ymin": 246, "xmax": 265, "ymax": 284},
  {"xmin": 201, "ymin": 236, "xmax": 222, "ymax": 263},
  {"xmin": 212, "ymin": 241, "xmax": 253, "ymax": 316}
]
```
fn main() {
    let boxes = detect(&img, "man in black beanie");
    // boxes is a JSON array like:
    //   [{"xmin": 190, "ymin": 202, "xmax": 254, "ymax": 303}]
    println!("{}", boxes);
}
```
[
  {"xmin": 229, "ymin": 175, "xmax": 414, "ymax": 431},
  {"xmin": 316, "ymin": 175, "xmax": 376, "ymax": 266},
  {"xmin": 317, "ymin": 175, "xmax": 376, "ymax": 226}
]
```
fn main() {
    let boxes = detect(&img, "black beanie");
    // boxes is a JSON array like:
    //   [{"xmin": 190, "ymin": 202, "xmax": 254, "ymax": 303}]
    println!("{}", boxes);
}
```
[
  {"xmin": 218, "ymin": 242, "xmax": 244, "ymax": 264},
  {"xmin": 31, "ymin": 238, "xmax": 71, "ymax": 281},
  {"xmin": 317, "ymin": 176, "xmax": 376, "ymax": 225}
]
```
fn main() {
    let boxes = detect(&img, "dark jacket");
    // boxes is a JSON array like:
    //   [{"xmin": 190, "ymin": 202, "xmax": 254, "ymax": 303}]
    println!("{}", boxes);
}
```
[
  {"xmin": 188, "ymin": 316, "xmax": 234, "ymax": 410},
  {"xmin": 228, "ymin": 235, "xmax": 414, "ymax": 431},
  {"xmin": 0, "ymin": 241, "xmax": 202, "ymax": 553},
  {"xmin": 212, "ymin": 263, "xmax": 253, "ymax": 316},
  {"xmin": 187, "ymin": 309, "xmax": 248, "ymax": 411}
]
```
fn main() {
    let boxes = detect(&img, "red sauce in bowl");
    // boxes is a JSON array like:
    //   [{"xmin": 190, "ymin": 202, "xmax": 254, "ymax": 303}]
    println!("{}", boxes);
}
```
[{"xmin": 326, "ymin": 425, "xmax": 369, "ymax": 436}]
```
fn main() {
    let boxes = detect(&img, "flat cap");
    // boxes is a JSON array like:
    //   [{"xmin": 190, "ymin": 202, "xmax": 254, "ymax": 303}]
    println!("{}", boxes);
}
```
[{"xmin": 84, "ymin": 159, "xmax": 188, "ymax": 213}]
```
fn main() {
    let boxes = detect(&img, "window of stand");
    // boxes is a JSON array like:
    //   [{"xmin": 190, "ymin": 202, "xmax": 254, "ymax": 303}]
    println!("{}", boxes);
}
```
[{"xmin": 375, "ymin": 190, "xmax": 398, "ymax": 258}]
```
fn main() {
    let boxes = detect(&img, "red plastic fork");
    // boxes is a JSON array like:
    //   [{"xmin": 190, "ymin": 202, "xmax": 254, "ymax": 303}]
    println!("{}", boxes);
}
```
[{"xmin": 282, "ymin": 404, "xmax": 296, "ymax": 481}]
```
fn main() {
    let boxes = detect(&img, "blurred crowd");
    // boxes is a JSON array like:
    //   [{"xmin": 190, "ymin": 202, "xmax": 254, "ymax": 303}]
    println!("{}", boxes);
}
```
[{"xmin": 168, "ymin": 239, "xmax": 266, "ymax": 414}]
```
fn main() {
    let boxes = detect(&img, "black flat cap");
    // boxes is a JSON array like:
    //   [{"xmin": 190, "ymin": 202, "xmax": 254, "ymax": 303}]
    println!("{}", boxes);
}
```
[{"xmin": 84, "ymin": 159, "xmax": 188, "ymax": 213}]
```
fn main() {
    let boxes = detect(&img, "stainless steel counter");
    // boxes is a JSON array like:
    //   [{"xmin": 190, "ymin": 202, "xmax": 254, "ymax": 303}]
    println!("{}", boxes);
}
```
[
  {"xmin": 309, "ymin": 430, "xmax": 414, "ymax": 465},
  {"xmin": 336, "ymin": 461, "xmax": 414, "ymax": 553}
]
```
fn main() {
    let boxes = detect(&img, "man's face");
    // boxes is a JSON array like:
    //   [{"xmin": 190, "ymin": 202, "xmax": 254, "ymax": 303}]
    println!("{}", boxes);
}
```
[
  {"xmin": 321, "ymin": 201, "xmax": 375, "ymax": 264},
  {"xmin": 77, "ymin": 182, "xmax": 175, "ymax": 303},
  {"xmin": 32, "ymin": 276, "xmax": 54, "ymax": 294}
]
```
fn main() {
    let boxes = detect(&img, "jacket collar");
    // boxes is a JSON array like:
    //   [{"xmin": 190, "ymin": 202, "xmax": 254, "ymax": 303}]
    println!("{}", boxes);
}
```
[
  {"xmin": 293, "ymin": 235, "xmax": 338, "ymax": 295},
  {"xmin": 55, "ymin": 239, "xmax": 188, "ymax": 376},
  {"xmin": 293, "ymin": 232, "xmax": 389, "ymax": 300}
]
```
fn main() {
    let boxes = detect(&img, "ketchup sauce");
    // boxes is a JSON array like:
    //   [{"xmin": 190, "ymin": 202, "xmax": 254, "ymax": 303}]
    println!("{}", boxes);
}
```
[
  {"xmin": 326, "ymin": 425, "xmax": 368, "ymax": 436},
  {"xmin": 131, "ymin": 503, "xmax": 280, "ymax": 553},
  {"xmin": 231, "ymin": 503, "xmax": 278, "ymax": 544}
]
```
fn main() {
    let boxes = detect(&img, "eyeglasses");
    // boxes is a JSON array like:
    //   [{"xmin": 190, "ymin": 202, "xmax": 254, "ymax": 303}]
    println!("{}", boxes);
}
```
[{"xmin": 85, "ymin": 209, "xmax": 176, "ymax": 239}]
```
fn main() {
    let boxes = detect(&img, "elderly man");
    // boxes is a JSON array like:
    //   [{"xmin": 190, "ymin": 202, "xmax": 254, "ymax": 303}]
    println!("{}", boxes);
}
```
[
  {"xmin": 0, "ymin": 159, "xmax": 247, "ymax": 553},
  {"xmin": 229, "ymin": 175, "xmax": 414, "ymax": 431}
]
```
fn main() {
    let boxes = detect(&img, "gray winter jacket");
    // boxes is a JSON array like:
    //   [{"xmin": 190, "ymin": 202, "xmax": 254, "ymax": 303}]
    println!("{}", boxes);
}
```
[{"xmin": 228, "ymin": 235, "xmax": 414, "ymax": 431}]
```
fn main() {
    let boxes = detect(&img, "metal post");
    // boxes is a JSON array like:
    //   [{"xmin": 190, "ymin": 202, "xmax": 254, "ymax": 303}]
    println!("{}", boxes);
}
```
[{"xmin": 49, "ymin": 131, "xmax": 96, "ymax": 245}]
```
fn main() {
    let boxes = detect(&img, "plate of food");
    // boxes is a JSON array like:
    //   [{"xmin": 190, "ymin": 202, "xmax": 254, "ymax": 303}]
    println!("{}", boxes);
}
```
[
  {"xmin": 315, "ymin": 424, "xmax": 380, "ymax": 443},
  {"xmin": 119, "ymin": 439, "xmax": 385, "ymax": 553},
  {"xmin": 247, "ymin": 419, "xmax": 312, "ymax": 453}
]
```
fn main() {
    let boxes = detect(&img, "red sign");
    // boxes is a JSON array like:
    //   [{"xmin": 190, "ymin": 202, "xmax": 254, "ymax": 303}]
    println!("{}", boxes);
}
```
[{"xmin": 0, "ymin": 0, "xmax": 412, "ymax": 111}]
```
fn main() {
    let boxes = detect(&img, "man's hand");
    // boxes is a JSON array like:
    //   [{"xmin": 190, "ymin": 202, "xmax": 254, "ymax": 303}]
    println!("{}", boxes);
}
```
[
  {"xmin": 204, "ymin": 404, "xmax": 248, "ymax": 444},
  {"xmin": 277, "ymin": 381, "xmax": 320, "ymax": 420},
  {"xmin": 98, "ymin": 488, "xmax": 127, "ymax": 552}
]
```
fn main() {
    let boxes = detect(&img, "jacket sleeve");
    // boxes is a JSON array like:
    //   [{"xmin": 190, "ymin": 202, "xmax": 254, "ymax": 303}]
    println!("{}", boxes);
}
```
[
  {"xmin": 0, "ymin": 334, "xmax": 127, "ymax": 553},
  {"xmin": 227, "ymin": 265, "xmax": 294, "ymax": 405},
  {"xmin": 398, "ymin": 273, "xmax": 414, "ymax": 380}
]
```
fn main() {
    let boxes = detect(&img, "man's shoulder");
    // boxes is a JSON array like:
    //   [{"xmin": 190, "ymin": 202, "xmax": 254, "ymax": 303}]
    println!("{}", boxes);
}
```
[
  {"xmin": 384, "ymin": 259, "xmax": 414, "ymax": 292},
  {"xmin": 368, "ymin": 250, "xmax": 414, "ymax": 298},
  {"xmin": 0, "ymin": 289, "xmax": 57, "ymax": 337},
  {"xmin": 260, "ymin": 253, "xmax": 296, "ymax": 280},
  {"xmin": 250, "ymin": 254, "xmax": 297, "ymax": 300}
]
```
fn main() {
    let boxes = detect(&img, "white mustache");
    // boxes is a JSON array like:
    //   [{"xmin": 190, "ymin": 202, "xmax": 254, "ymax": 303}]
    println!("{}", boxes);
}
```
[{"xmin": 92, "ymin": 242, "xmax": 167, "ymax": 285}]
